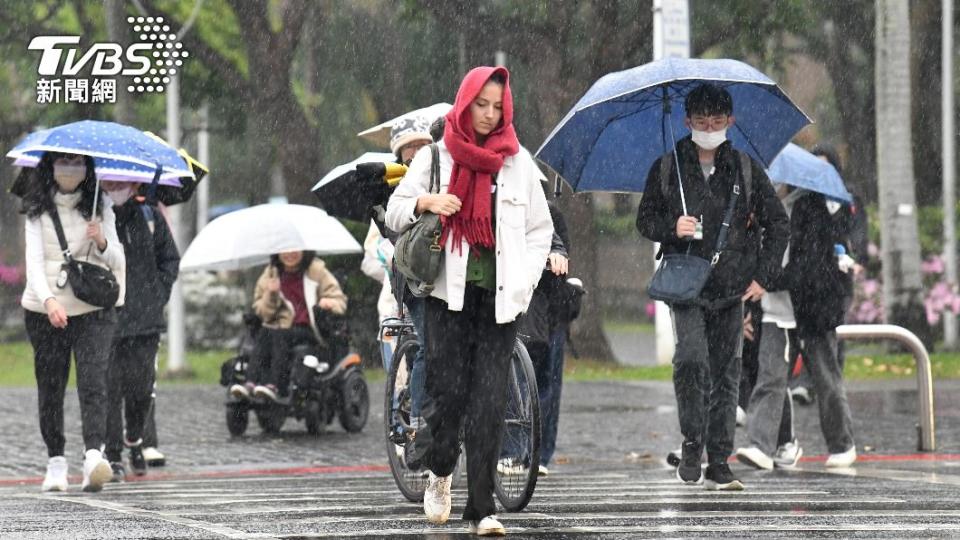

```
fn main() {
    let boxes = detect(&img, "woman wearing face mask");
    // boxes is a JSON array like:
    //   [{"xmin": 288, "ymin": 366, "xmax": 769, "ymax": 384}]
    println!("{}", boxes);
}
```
[
  {"xmin": 19, "ymin": 152, "xmax": 126, "ymax": 493},
  {"xmin": 99, "ymin": 181, "xmax": 180, "ymax": 481},
  {"xmin": 386, "ymin": 66, "xmax": 553, "ymax": 536}
]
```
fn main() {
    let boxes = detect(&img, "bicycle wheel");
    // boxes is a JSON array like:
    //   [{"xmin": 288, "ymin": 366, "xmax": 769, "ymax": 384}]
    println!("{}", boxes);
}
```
[
  {"xmin": 384, "ymin": 337, "xmax": 428, "ymax": 502},
  {"xmin": 494, "ymin": 339, "xmax": 541, "ymax": 512}
]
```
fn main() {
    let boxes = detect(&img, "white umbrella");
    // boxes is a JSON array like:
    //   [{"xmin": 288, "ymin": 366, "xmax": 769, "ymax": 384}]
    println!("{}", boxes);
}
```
[
  {"xmin": 357, "ymin": 103, "xmax": 452, "ymax": 147},
  {"xmin": 180, "ymin": 204, "xmax": 362, "ymax": 272}
]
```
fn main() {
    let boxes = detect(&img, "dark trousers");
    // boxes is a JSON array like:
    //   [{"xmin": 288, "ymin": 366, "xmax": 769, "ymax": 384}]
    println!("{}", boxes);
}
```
[
  {"xmin": 420, "ymin": 286, "xmax": 518, "ymax": 521},
  {"xmin": 143, "ymin": 383, "xmax": 159, "ymax": 448},
  {"xmin": 250, "ymin": 325, "xmax": 316, "ymax": 394},
  {"xmin": 797, "ymin": 331, "xmax": 855, "ymax": 453},
  {"xmin": 25, "ymin": 308, "xmax": 117, "ymax": 457},
  {"xmin": 105, "ymin": 334, "xmax": 159, "ymax": 461},
  {"xmin": 670, "ymin": 302, "xmax": 743, "ymax": 464},
  {"xmin": 535, "ymin": 327, "xmax": 567, "ymax": 466}
]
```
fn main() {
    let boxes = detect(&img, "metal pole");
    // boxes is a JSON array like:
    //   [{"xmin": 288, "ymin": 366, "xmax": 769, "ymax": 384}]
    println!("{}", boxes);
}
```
[
  {"xmin": 197, "ymin": 100, "xmax": 210, "ymax": 230},
  {"xmin": 494, "ymin": 50, "xmax": 506, "ymax": 68},
  {"xmin": 836, "ymin": 324, "xmax": 936, "ymax": 451},
  {"xmin": 165, "ymin": 72, "xmax": 187, "ymax": 375},
  {"xmin": 943, "ymin": 0, "xmax": 958, "ymax": 349}
]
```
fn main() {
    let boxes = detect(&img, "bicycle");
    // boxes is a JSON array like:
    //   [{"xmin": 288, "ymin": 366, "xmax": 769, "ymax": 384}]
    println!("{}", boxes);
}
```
[{"xmin": 381, "ymin": 315, "xmax": 541, "ymax": 512}]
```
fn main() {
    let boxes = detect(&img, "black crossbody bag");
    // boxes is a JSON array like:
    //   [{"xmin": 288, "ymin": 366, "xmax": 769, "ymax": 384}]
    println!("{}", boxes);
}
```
[
  {"xmin": 393, "ymin": 143, "xmax": 444, "ymax": 297},
  {"xmin": 48, "ymin": 202, "xmax": 120, "ymax": 309},
  {"xmin": 647, "ymin": 154, "xmax": 742, "ymax": 305}
]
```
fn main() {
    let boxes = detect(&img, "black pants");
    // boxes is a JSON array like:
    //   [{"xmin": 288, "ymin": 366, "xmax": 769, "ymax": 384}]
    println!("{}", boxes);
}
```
[
  {"xmin": 250, "ymin": 325, "xmax": 316, "ymax": 395},
  {"xmin": 420, "ymin": 286, "xmax": 518, "ymax": 521},
  {"xmin": 105, "ymin": 334, "xmax": 160, "ymax": 461},
  {"xmin": 25, "ymin": 308, "xmax": 117, "ymax": 457},
  {"xmin": 670, "ymin": 302, "xmax": 743, "ymax": 464}
]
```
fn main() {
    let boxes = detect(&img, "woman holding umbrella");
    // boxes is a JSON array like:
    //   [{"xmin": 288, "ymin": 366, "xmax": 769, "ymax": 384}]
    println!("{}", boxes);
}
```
[
  {"xmin": 19, "ymin": 152, "xmax": 125, "ymax": 493},
  {"xmin": 386, "ymin": 66, "xmax": 553, "ymax": 536}
]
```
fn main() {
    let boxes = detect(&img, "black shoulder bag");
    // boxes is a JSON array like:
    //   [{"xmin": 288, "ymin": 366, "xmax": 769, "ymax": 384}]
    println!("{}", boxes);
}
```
[
  {"xmin": 647, "ymin": 153, "xmax": 742, "ymax": 305},
  {"xmin": 48, "ymin": 204, "xmax": 120, "ymax": 309},
  {"xmin": 393, "ymin": 143, "xmax": 444, "ymax": 297}
]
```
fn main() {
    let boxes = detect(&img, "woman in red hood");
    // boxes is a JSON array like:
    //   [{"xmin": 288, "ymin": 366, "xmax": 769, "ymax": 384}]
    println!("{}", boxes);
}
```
[{"xmin": 386, "ymin": 67, "xmax": 553, "ymax": 536}]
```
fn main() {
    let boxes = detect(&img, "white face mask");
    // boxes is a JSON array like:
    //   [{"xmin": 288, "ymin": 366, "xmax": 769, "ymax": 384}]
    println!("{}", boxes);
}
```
[
  {"xmin": 108, "ymin": 186, "xmax": 135, "ymax": 205},
  {"xmin": 53, "ymin": 164, "xmax": 86, "ymax": 192},
  {"xmin": 690, "ymin": 128, "xmax": 727, "ymax": 151}
]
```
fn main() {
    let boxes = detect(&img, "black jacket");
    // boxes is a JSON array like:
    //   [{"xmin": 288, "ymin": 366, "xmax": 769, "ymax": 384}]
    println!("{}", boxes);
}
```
[
  {"xmin": 520, "ymin": 202, "xmax": 576, "ymax": 345},
  {"xmin": 637, "ymin": 137, "xmax": 790, "ymax": 304},
  {"xmin": 113, "ymin": 200, "xmax": 181, "ymax": 337},
  {"xmin": 784, "ymin": 192, "xmax": 853, "ymax": 336}
]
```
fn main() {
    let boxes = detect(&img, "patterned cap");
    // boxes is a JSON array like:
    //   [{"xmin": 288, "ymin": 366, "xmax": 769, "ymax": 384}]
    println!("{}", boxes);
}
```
[{"xmin": 389, "ymin": 115, "xmax": 433, "ymax": 156}]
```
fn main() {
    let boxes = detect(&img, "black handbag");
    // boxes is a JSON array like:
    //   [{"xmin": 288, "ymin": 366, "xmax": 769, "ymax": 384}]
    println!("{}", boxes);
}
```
[
  {"xmin": 48, "ymin": 203, "xmax": 121, "ymax": 309},
  {"xmin": 393, "ymin": 143, "xmax": 443, "ymax": 297},
  {"xmin": 647, "ymin": 155, "xmax": 741, "ymax": 305}
]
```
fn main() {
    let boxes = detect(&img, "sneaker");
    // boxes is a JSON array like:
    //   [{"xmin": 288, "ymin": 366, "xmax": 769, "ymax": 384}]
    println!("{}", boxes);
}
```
[
  {"xmin": 790, "ymin": 386, "xmax": 814, "ymax": 406},
  {"xmin": 665, "ymin": 446, "xmax": 682, "ymax": 467},
  {"xmin": 423, "ymin": 471, "xmax": 452, "ymax": 524},
  {"xmin": 773, "ymin": 438, "xmax": 803, "ymax": 468},
  {"xmin": 109, "ymin": 462, "xmax": 126, "ymax": 483},
  {"xmin": 41, "ymin": 456, "xmax": 69, "ymax": 492},
  {"xmin": 142, "ymin": 447, "xmax": 166, "ymax": 467},
  {"xmin": 736, "ymin": 406, "xmax": 747, "ymax": 427},
  {"xmin": 128, "ymin": 445, "xmax": 147, "ymax": 476},
  {"xmin": 81, "ymin": 449, "xmax": 112, "ymax": 493},
  {"xmin": 468, "ymin": 515, "xmax": 506, "ymax": 536},
  {"xmin": 735, "ymin": 446, "xmax": 774, "ymax": 470},
  {"xmin": 229, "ymin": 384, "xmax": 250, "ymax": 400},
  {"xmin": 676, "ymin": 441, "xmax": 703, "ymax": 485},
  {"xmin": 253, "ymin": 384, "xmax": 278, "ymax": 402},
  {"xmin": 825, "ymin": 446, "xmax": 857, "ymax": 468},
  {"xmin": 538, "ymin": 465, "xmax": 549, "ymax": 477},
  {"xmin": 704, "ymin": 462, "xmax": 744, "ymax": 491},
  {"xmin": 496, "ymin": 458, "xmax": 525, "ymax": 476}
]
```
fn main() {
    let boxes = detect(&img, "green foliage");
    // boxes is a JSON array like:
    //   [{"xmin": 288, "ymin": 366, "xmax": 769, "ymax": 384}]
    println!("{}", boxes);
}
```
[{"xmin": 866, "ymin": 203, "xmax": 960, "ymax": 258}]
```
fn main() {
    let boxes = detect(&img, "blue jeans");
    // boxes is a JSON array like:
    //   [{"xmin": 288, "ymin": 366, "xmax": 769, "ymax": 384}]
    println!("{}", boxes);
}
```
[
  {"xmin": 538, "ymin": 326, "xmax": 567, "ymax": 466},
  {"xmin": 405, "ymin": 295, "xmax": 427, "ymax": 423}
]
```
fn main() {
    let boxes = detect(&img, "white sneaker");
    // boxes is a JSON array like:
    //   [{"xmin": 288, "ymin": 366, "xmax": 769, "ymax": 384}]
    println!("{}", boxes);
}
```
[
  {"xmin": 537, "ymin": 465, "xmax": 549, "ymax": 477},
  {"xmin": 229, "ymin": 384, "xmax": 250, "ymax": 400},
  {"xmin": 735, "ymin": 446, "xmax": 774, "ymax": 470},
  {"xmin": 81, "ymin": 449, "xmax": 112, "ymax": 493},
  {"xmin": 736, "ymin": 406, "xmax": 747, "ymax": 427},
  {"xmin": 496, "ymin": 458, "xmax": 525, "ymax": 476},
  {"xmin": 41, "ymin": 456, "xmax": 69, "ymax": 492},
  {"xmin": 468, "ymin": 515, "xmax": 506, "ymax": 536},
  {"xmin": 825, "ymin": 446, "xmax": 857, "ymax": 468},
  {"xmin": 773, "ymin": 438, "xmax": 803, "ymax": 468},
  {"xmin": 423, "ymin": 471, "xmax": 452, "ymax": 524},
  {"xmin": 142, "ymin": 447, "xmax": 165, "ymax": 467}
]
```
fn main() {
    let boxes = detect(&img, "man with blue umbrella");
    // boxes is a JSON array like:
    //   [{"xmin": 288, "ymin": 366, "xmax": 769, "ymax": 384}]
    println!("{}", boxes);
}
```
[{"xmin": 637, "ymin": 84, "xmax": 789, "ymax": 490}]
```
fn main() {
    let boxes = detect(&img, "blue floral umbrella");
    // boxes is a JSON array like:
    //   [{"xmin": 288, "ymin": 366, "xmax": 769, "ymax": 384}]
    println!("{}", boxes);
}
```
[
  {"xmin": 7, "ymin": 120, "xmax": 194, "ymax": 185},
  {"xmin": 536, "ymin": 58, "xmax": 812, "ymax": 193}
]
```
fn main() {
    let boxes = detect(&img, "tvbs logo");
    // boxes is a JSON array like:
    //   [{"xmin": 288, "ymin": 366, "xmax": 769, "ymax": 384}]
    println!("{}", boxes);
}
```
[{"xmin": 29, "ymin": 16, "xmax": 189, "ymax": 104}]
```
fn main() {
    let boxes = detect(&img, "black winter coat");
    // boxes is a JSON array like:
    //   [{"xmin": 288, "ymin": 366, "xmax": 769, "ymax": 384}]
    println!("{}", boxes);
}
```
[
  {"xmin": 520, "ymin": 202, "xmax": 575, "ymax": 346},
  {"xmin": 637, "ymin": 137, "xmax": 790, "ymax": 304},
  {"xmin": 113, "ymin": 200, "xmax": 181, "ymax": 337},
  {"xmin": 784, "ymin": 192, "xmax": 853, "ymax": 336}
]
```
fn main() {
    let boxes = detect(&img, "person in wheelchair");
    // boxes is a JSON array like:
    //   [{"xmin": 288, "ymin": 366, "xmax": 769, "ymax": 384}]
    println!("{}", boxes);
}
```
[{"xmin": 230, "ymin": 250, "xmax": 347, "ymax": 402}]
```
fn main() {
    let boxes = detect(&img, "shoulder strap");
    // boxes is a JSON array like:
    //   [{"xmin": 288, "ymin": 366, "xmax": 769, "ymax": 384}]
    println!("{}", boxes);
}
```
[
  {"xmin": 711, "ymin": 175, "xmax": 741, "ymax": 266},
  {"xmin": 738, "ymin": 151, "xmax": 752, "ymax": 209},
  {"xmin": 428, "ymin": 144, "xmax": 440, "ymax": 194},
  {"xmin": 46, "ymin": 203, "xmax": 74, "ymax": 263}
]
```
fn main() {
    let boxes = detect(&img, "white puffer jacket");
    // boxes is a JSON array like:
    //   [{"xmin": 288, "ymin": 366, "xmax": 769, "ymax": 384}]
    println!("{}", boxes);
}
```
[{"xmin": 21, "ymin": 191, "xmax": 126, "ymax": 316}]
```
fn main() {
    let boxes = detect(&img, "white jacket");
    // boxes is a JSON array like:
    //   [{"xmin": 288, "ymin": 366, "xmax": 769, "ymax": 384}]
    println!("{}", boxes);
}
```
[
  {"xmin": 22, "ymin": 191, "xmax": 126, "ymax": 316},
  {"xmin": 386, "ymin": 141, "xmax": 553, "ymax": 324},
  {"xmin": 361, "ymin": 220, "xmax": 399, "ymax": 322}
]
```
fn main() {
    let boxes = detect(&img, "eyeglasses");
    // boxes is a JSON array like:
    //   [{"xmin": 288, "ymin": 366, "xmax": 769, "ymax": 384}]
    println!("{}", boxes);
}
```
[{"xmin": 689, "ymin": 115, "xmax": 730, "ymax": 131}]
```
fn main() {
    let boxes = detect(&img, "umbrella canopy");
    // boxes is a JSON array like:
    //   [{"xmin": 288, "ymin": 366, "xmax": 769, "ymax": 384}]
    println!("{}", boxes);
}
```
[
  {"xmin": 536, "ymin": 58, "xmax": 812, "ymax": 193},
  {"xmin": 179, "ymin": 204, "xmax": 362, "ymax": 272},
  {"xmin": 7, "ymin": 120, "xmax": 193, "ymax": 185},
  {"xmin": 312, "ymin": 152, "xmax": 397, "ymax": 222},
  {"xmin": 357, "ymin": 103, "xmax": 452, "ymax": 147},
  {"xmin": 766, "ymin": 143, "xmax": 852, "ymax": 203}
]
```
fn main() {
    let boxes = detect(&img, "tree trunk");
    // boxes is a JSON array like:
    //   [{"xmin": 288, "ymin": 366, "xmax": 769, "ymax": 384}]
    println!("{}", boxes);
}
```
[{"xmin": 875, "ymin": 0, "xmax": 932, "ymax": 347}]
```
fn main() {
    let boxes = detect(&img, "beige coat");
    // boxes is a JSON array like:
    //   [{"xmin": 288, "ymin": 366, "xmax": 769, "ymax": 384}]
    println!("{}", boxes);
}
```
[{"xmin": 252, "ymin": 258, "xmax": 347, "ymax": 338}]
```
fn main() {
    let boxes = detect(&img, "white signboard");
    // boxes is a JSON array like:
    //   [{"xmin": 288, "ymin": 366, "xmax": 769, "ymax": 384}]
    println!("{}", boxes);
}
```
[{"xmin": 654, "ymin": 0, "xmax": 690, "ymax": 60}]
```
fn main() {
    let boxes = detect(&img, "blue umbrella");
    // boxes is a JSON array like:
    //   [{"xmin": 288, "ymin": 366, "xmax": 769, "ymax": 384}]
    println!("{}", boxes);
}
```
[
  {"xmin": 7, "ymin": 120, "xmax": 194, "ymax": 185},
  {"xmin": 535, "ymin": 58, "xmax": 812, "ymax": 193},
  {"xmin": 766, "ymin": 143, "xmax": 852, "ymax": 203}
]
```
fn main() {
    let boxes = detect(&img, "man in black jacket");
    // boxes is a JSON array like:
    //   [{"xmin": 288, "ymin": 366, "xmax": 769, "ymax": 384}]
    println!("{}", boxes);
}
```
[
  {"xmin": 637, "ymin": 84, "xmax": 789, "ymax": 490},
  {"xmin": 101, "ymin": 182, "xmax": 180, "ymax": 480}
]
